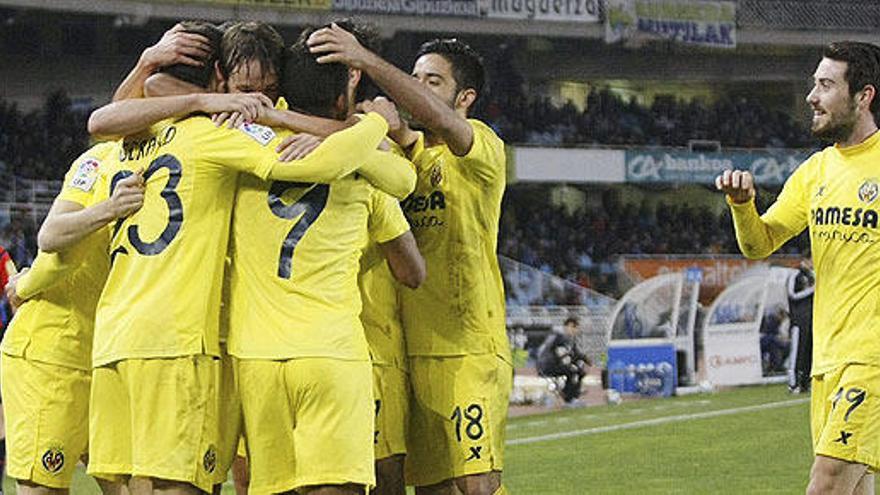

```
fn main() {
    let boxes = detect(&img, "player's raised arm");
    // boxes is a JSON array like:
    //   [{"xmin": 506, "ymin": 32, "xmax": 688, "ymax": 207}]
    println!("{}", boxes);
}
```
[
  {"xmin": 357, "ymin": 150, "xmax": 416, "ymax": 200},
  {"xmin": 715, "ymin": 167, "xmax": 809, "ymax": 259},
  {"xmin": 308, "ymin": 23, "xmax": 474, "ymax": 156},
  {"xmin": 113, "ymin": 23, "xmax": 213, "ymax": 102},
  {"xmin": 262, "ymin": 112, "xmax": 388, "ymax": 182},
  {"xmin": 88, "ymin": 93, "xmax": 273, "ymax": 139}
]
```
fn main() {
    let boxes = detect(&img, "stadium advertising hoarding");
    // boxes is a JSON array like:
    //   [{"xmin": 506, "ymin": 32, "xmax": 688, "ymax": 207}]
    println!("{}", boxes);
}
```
[
  {"xmin": 161, "ymin": 0, "xmax": 332, "ymax": 10},
  {"xmin": 620, "ymin": 256, "xmax": 801, "ymax": 303},
  {"xmin": 332, "ymin": 0, "xmax": 479, "ymax": 16},
  {"xmin": 480, "ymin": 0, "xmax": 600, "ymax": 23},
  {"xmin": 625, "ymin": 149, "xmax": 810, "ymax": 186},
  {"xmin": 703, "ymin": 325, "xmax": 763, "ymax": 386},
  {"xmin": 513, "ymin": 147, "xmax": 625, "ymax": 183},
  {"xmin": 605, "ymin": 0, "xmax": 737, "ymax": 48}
]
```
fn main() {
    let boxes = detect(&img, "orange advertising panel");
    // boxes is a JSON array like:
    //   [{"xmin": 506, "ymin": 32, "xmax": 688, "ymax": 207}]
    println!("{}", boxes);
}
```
[{"xmin": 620, "ymin": 255, "xmax": 801, "ymax": 302}]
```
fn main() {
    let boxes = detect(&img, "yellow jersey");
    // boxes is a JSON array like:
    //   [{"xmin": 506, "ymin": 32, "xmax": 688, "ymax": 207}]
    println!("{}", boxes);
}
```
[
  {"xmin": 399, "ymin": 120, "xmax": 510, "ymax": 362},
  {"xmin": 1, "ymin": 142, "xmax": 115, "ymax": 370},
  {"xmin": 93, "ymin": 113, "xmax": 391, "ymax": 366},
  {"xmin": 729, "ymin": 130, "xmax": 880, "ymax": 375},
  {"xmin": 358, "ymin": 215, "xmax": 409, "ymax": 369},
  {"xmin": 227, "ymin": 162, "xmax": 411, "ymax": 361}
]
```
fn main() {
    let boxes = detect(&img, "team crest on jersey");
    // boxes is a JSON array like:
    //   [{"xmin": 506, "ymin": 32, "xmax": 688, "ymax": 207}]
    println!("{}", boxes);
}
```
[
  {"xmin": 430, "ymin": 163, "xmax": 443, "ymax": 187},
  {"xmin": 239, "ymin": 122, "xmax": 275, "ymax": 146},
  {"xmin": 203, "ymin": 445, "xmax": 217, "ymax": 474},
  {"xmin": 858, "ymin": 180, "xmax": 879, "ymax": 204},
  {"xmin": 70, "ymin": 157, "xmax": 100, "ymax": 192},
  {"xmin": 41, "ymin": 448, "xmax": 65, "ymax": 474}
]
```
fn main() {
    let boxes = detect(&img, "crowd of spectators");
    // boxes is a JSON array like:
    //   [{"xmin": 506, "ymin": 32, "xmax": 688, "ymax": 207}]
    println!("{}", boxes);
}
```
[
  {"xmin": 499, "ymin": 187, "xmax": 808, "ymax": 303},
  {"xmin": 0, "ymin": 91, "xmax": 91, "ymax": 180},
  {"xmin": 483, "ymin": 88, "xmax": 813, "ymax": 149}
]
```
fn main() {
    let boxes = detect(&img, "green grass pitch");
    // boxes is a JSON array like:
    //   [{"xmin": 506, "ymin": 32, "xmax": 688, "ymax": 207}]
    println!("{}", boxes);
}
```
[{"xmin": 5, "ymin": 385, "xmax": 877, "ymax": 494}]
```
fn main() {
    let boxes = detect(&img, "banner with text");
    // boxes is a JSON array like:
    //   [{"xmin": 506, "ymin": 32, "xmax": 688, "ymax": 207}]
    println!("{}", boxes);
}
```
[
  {"xmin": 333, "ymin": 0, "xmax": 479, "ymax": 16},
  {"xmin": 162, "ymin": 0, "xmax": 332, "ymax": 10},
  {"xmin": 605, "ymin": 0, "xmax": 737, "ymax": 48},
  {"xmin": 480, "ymin": 0, "xmax": 599, "ymax": 22},
  {"xmin": 625, "ymin": 149, "xmax": 811, "ymax": 185},
  {"xmin": 620, "ymin": 256, "xmax": 801, "ymax": 303}
]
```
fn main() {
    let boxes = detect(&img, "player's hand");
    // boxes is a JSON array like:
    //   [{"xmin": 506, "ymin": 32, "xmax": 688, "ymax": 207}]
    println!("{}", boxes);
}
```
[
  {"xmin": 388, "ymin": 119, "xmax": 419, "ymax": 149},
  {"xmin": 358, "ymin": 97, "xmax": 401, "ymax": 132},
  {"xmin": 4, "ymin": 268, "xmax": 28, "ymax": 311},
  {"xmin": 206, "ymin": 93, "xmax": 274, "ymax": 129},
  {"xmin": 277, "ymin": 134, "xmax": 323, "ymax": 162},
  {"xmin": 715, "ymin": 169, "xmax": 756, "ymax": 204},
  {"xmin": 141, "ymin": 23, "xmax": 212, "ymax": 71},
  {"xmin": 109, "ymin": 168, "xmax": 146, "ymax": 218},
  {"xmin": 307, "ymin": 22, "xmax": 374, "ymax": 69}
]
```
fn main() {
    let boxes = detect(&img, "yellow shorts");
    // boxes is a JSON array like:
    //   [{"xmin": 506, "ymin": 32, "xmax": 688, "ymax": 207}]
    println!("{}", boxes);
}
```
[
  {"xmin": 216, "ymin": 346, "xmax": 242, "ymax": 485},
  {"xmin": 405, "ymin": 355, "xmax": 512, "ymax": 487},
  {"xmin": 1, "ymin": 354, "xmax": 90, "ymax": 488},
  {"xmin": 811, "ymin": 364, "xmax": 880, "ymax": 471},
  {"xmin": 237, "ymin": 358, "xmax": 374, "ymax": 493},
  {"xmin": 87, "ymin": 356, "xmax": 219, "ymax": 493},
  {"xmin": 373, "ymin": 364, "xmax": 409, "ymax": 461}
]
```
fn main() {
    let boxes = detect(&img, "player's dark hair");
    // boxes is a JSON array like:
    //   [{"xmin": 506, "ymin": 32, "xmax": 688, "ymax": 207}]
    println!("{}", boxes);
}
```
[
  {"xmin": 158, "ymin": 21, "xmax": 222, "ymax": 89},
  {"xmin": 415, "ymin": 38, "xmax": 486, "ymax": 106},
  {"xmin": 282, "ymin": 29, "xmax": 348, "ymax": 119},
  {"xmin": 219, "ymin": 21, "xmax": 285, "ymax": 81},
  {"xmin": 823, "ymin": 41, "xmax": 880, "ymax": 122},
  {"xmin": 564, "ymin": 317, "xmax": 580, "ymax": 327}
]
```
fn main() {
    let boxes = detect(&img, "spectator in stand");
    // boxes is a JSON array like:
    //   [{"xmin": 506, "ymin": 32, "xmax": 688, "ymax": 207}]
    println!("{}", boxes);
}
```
[
  {"xmin": 0, "ymin": 243, "xmax": 17, "ymax": 332},
  {"xmin": 537, "ymin": 317, "xmax": 591, "ymax": 404}
]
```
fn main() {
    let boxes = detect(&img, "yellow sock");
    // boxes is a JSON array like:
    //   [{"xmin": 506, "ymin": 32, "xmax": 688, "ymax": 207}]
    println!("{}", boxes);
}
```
[{"xmin": 492, "ymin": 485, "xmax": 509, "ymax": 495}]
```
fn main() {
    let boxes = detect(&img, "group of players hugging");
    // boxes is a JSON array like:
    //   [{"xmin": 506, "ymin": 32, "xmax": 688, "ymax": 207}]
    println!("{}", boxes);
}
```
[{"xmin": 2, "ymin": 18, "xmax": 511, "ymax": 495}]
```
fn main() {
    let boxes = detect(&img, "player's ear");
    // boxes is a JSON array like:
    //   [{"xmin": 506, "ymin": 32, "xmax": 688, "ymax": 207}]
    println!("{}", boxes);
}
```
[
  {"xmin": 348, "ymin": 68, "xmax": 362, "ymax": 88},
  {"xmin": 214, "ymin": 61, "xmax": 227, "ymax": 91},
  {"xmin": 456, "ymin": 88, "xmax": 477, "ymax": 113}
]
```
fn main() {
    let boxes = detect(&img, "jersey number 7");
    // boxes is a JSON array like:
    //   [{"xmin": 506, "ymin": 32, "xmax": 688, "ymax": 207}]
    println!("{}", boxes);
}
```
[{"xmin": 267, "ymin": 181, "xmax": 330, "ymax": 279}]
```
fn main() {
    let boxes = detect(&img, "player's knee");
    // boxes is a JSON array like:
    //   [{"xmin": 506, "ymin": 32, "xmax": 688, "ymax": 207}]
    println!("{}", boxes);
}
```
[
  {"xmin": 149, "ymin": 478, "xmax": 201, "ymax": 495},
  {"xmin": 452, "ymin": 472, "xmax": 501, "ymax": 495},
  {"xmin": 807, "ymin": 458, "xmax": 855, "ymax": 495},
  {"xmin": 15, "ymin": 481, "xmax": 68, "ymax": 495},
  {"xmin": 375, "ymin": 455, "xmax": 405, "ymax": 495}
]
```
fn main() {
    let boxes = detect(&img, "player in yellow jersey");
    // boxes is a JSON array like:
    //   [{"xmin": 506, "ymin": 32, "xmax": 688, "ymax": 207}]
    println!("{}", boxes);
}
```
[
  {"xmin": 228, "ymin": 32, "xmax": 420, "ymax": 495},
  {"xmin": 1, "ymin": 141, "xmax": 144, "ymax": 495},
  {"xmin": 716, "ymin": 41, "xmax": 880, "ymax": 495},
  {"xmin": 86, "ymin": 25, "xmax": 411, "ymax": 495},
  {"xmin": 309, "ymin": 26, "xmax": 511, "ymax": 495}
]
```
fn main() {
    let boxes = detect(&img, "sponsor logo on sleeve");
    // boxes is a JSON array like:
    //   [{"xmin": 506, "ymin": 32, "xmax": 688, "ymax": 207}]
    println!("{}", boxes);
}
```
[
  {"xmin": 70, "ymin": 158, "xmax": 100, "ymax": 192},
  {"xmin": 239, "ymin": 122, "xmax": 276, "ymax": 146}
]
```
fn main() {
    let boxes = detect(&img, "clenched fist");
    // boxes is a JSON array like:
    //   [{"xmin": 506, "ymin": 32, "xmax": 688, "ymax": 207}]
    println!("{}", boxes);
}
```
[{"xmin": 715, "ymin": 169, "xmax": 756, "ymax": 204}]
